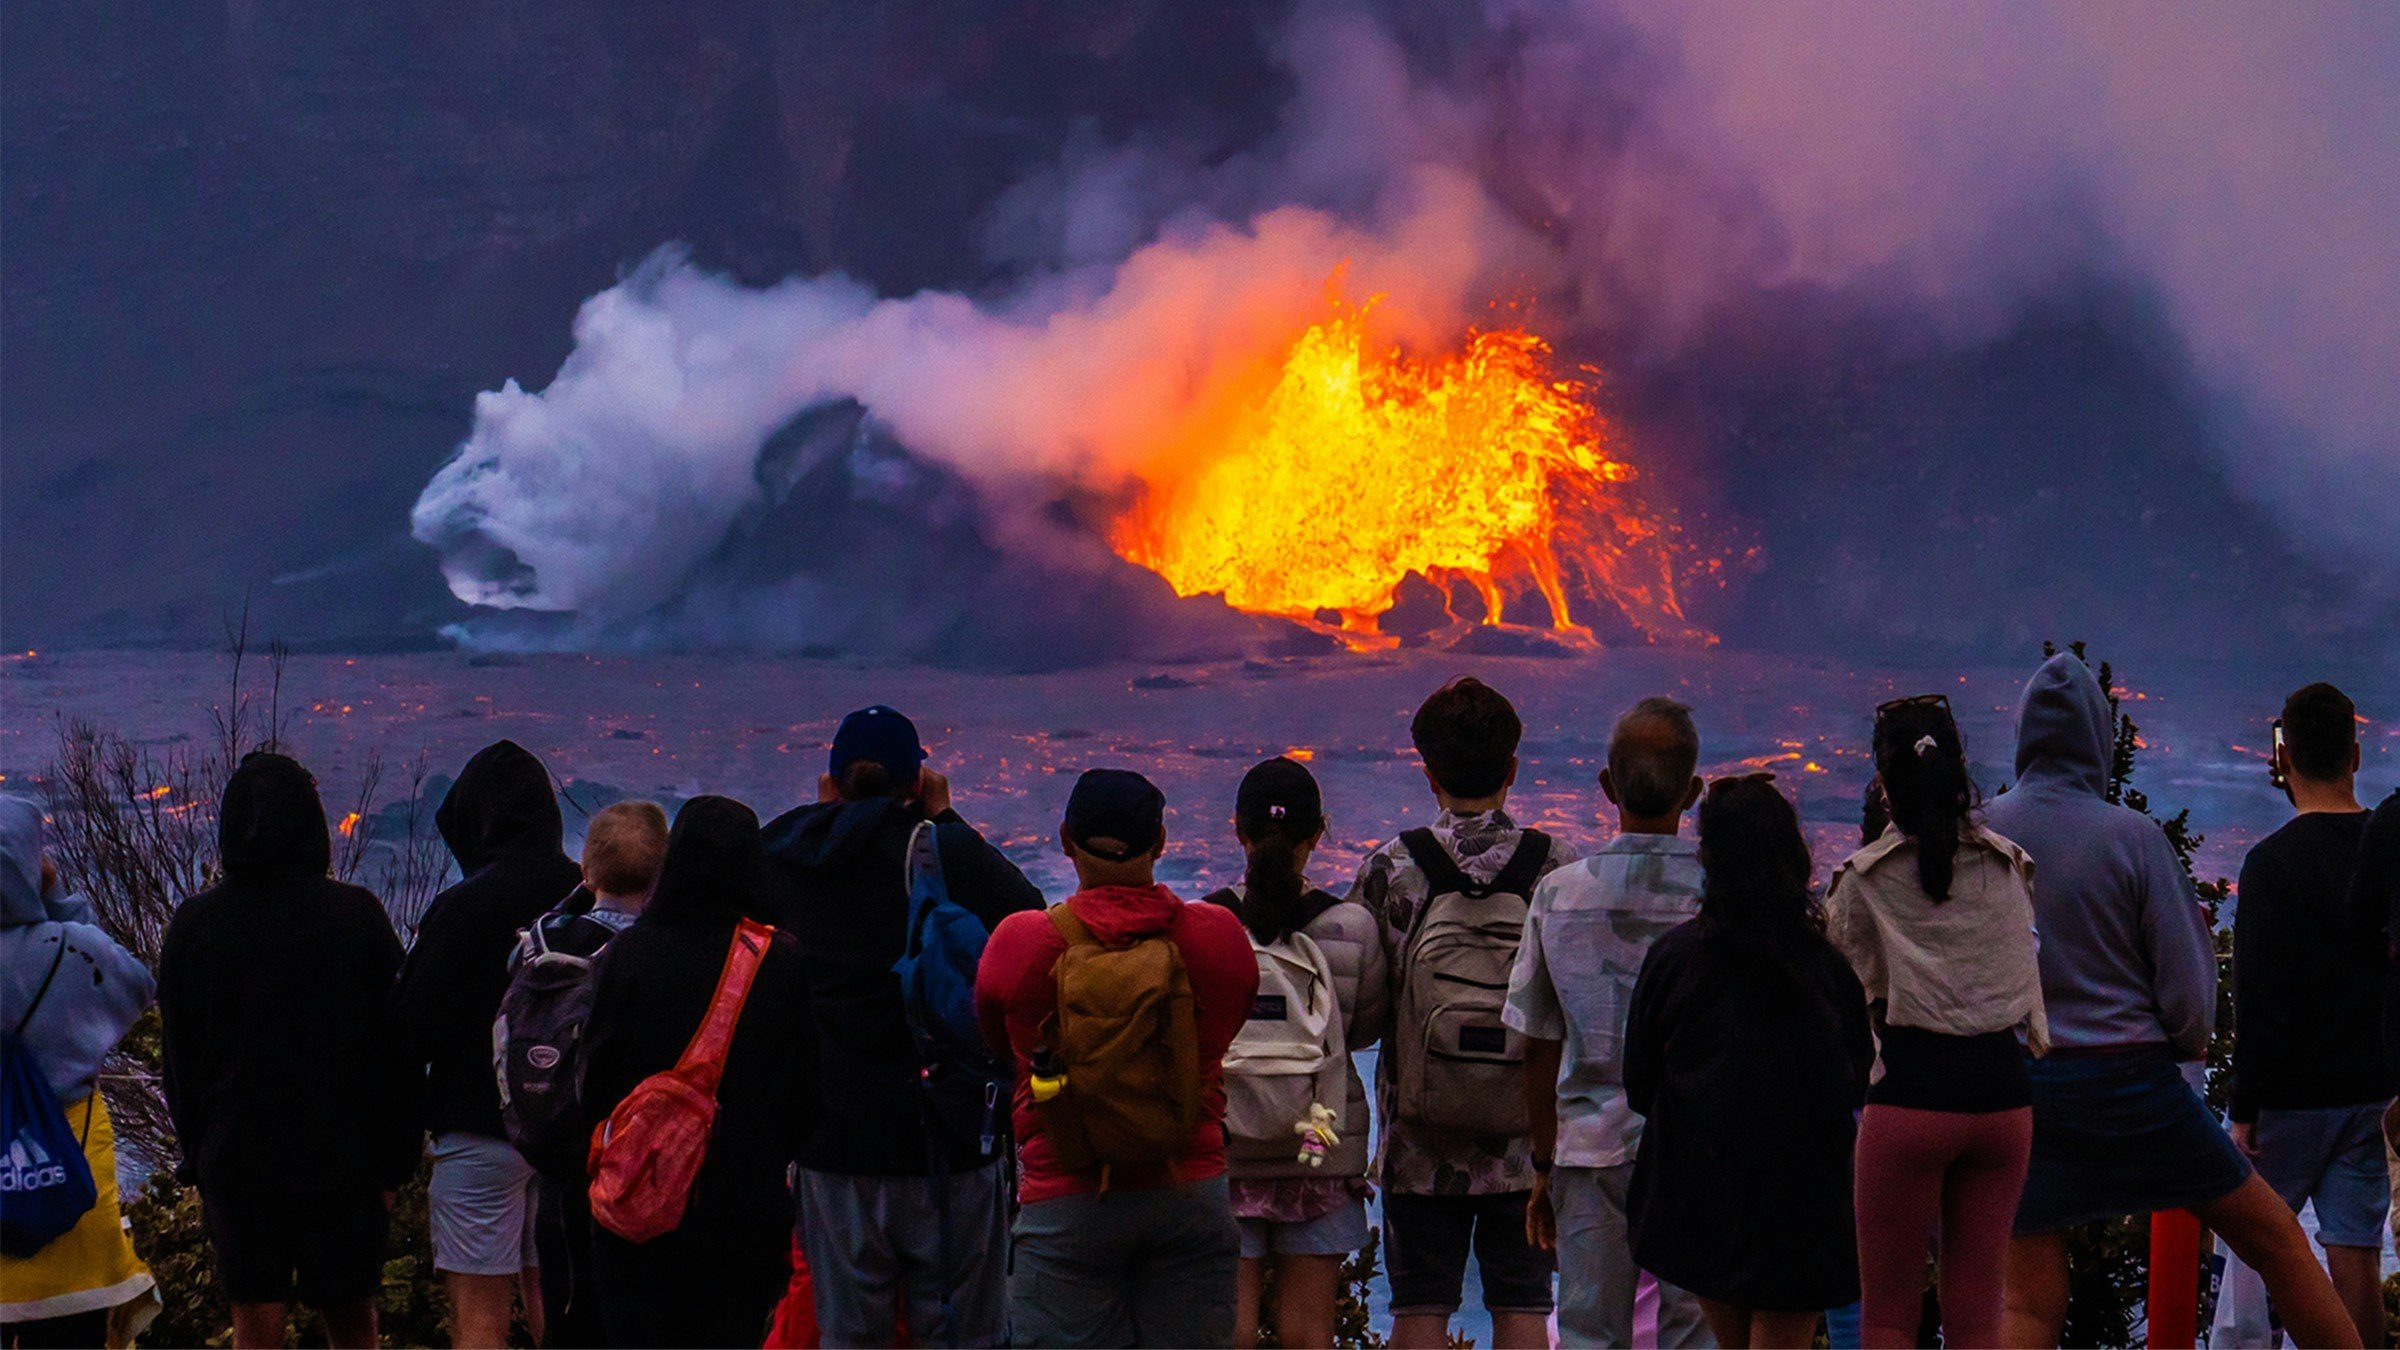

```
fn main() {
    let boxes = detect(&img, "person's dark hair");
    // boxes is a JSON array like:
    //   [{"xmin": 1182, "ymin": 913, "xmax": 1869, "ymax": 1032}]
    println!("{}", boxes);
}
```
[
  {"xmin": 1412, "ymin": 677, "xmax": 1521, "ymax": 800},
  {"xmin": 1608, "ymin": 697, "xmax": 1700, "ymax": 818},
  {"xmin": 835, "ymin": 758, "xmax": 911, "ymax": 802},
  {"xmin": 2283, "ymin": 682, "xmax": 2358, "ymax": 782},
  {"xmin": 1873, "ymin": 700, "xmax": 1977, "ymax": 902},
  {"xmin": 1233, "ymin": 758, "xmax": 1325, "ymax": 944},
  {"xmin": 1696, "ymin": 777, "xmax": 1822, "ymax": 976}
]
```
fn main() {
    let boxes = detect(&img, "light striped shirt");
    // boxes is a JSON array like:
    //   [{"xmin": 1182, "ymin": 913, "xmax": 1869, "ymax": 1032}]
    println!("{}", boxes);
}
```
[{"xmin": 1503, "ymin": 832, "xmax": 1702, "ymax": 1169}]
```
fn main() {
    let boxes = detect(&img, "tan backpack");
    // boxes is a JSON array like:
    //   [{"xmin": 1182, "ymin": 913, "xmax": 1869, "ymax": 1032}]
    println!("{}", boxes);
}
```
[
  {"xmin": 1035, "ymin": 904, "xmax": 1202, "ymax": 1183},
  {"xmin": 1389, "ymin": 829, "xmax": 1549, "ymax": 1137}
]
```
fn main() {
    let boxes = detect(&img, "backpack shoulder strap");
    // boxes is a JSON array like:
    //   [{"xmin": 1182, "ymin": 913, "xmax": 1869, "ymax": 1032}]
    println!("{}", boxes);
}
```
[
  {"xmin": 1490, "ymin": 830, "xmax": 1553, "ymax": 902},
  {"xmin": 1398, "ymin": 828, "xmax": 1473, "ymax": 899},
  {"xmin": 1047, "ymin": 903, "xmax": 1096, "ymax": 949},
  {"xmin": 673, "ymin": 919, "xmax": 775, "ymax": 1090},
  {"xmin": 10, "ymin": 938, "xmax": 70, "ymax": 1037}
]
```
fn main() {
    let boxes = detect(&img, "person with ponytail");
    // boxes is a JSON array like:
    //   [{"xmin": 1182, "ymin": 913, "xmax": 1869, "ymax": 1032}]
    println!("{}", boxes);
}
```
[
  {"xmin": 1205, "ymin": 758, "xmax": 1387, "ymax": 1349},
  {"xmin": 1824, "ymin": 695, "xmax": 2046, "ymax": 1347},
  {"xmin": 1624, "ymin": 777, "xmax": 1872, "ymax": 1348}
]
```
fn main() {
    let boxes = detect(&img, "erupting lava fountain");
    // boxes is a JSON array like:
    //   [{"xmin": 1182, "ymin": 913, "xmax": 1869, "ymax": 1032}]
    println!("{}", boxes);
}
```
[{"xmin": 1108, "ymin": 285, "xmax": 1707, "ymax": 648}]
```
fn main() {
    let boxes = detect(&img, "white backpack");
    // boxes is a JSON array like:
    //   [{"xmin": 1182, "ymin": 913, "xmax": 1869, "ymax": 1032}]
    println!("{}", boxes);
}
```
[{"xmin": 1221, "ymin": 928, "xmax": 1348, "ymax": 1160}]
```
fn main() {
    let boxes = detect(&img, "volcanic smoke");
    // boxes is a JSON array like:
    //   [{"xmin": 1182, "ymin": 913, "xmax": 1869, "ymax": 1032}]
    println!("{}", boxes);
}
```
[{"xmin": 410, "ymin": 2, "xmax": 2399, "ymax": 659}]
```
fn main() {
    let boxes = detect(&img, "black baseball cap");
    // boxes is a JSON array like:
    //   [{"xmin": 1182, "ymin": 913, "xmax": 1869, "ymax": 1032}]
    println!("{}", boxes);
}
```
[
  {"xmin": 1236, "ymin": 757, "xmax": 1322, "ymax": 833},
  {"xmin": 1062, "ymin": 768, "xmax": 1166, "ymax": 862},
  {"xmin": 828, "ymin": 706, "xmax": 927, "ymax": 785}
]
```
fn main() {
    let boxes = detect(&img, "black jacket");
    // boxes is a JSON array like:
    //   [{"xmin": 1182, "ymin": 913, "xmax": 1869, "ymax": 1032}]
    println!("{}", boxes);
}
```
[
  {"xmin": 159, "ymin": 753, "xmax": 419, "ymax": 1195},
  {"xmin": 2232, "ymin": 809, "xmax": 2385, "ymax": 1121},
  {"xmin": 2352, "ymin": 790, "xmax": 2400, "ymax": 1083},
  {"xmin": 1626, "ymin": 919, "xmax": 1872, "ymax": 1312},
  {"xmin": 760, "ymin": 795, "xmax": 1044, "ymax": 1175},
  {"xmin": 396, "ymin": 740, "xmax": 582, "ymax": 1137},
  {"xmin": 583, "ymin": 797, "xmax": 819, "ymax": 1348}
]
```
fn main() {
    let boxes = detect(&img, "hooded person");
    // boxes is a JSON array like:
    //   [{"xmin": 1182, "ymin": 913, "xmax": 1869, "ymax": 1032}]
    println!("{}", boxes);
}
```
[
  {"xmin": 579, "ymin": 796, "xmax": 820, "ymax": 1350},
  {"xmin": 394, "ymin": 738, "xmax": 581, "ymax": 1347},
  {"xmin": 1986, "ymin": 654, "xmax": 2359, "ymax": 1349},
  {"xmin": 0, "ymin": 796, "xmax": 159, "ymax": 1347},
  {"xmin": 759, "ymin": 706, "xmax": 1043, "ymax": 1349},
  {"xmin": 158, "ymin": 753, "xmax": 417, "ymax": 1350}
]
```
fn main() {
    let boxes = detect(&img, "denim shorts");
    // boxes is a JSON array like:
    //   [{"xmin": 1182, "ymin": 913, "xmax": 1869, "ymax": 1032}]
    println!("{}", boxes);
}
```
[
  {"xmin": 2252, "ymin": 1101, "xmax": 2394, "ymax": 1249},
  {"xmin": 1383, "ymin": 1190, "xmax": 1555, "ymax": 1316},
  {"xmin": 1237, "ymin": 1196, "xmax": 1370, "ymax": 1260},
  {"xmin": 2013, "ymin": 1046, "xmax": 2252, "ymax": 1235},
  {"xmin": 428, "ymin": 1131, "xmax": 540, "ymax": 1276}
]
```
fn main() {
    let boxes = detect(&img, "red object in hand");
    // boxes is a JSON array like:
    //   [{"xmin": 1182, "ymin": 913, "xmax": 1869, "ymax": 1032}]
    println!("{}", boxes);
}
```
[
  {"xmin": 589, "ymin": 919, "xmax": 774, "ymax": 1243},
  {"xmin": 2146, "ymin": 1208, "xmax": 2202, "ymax": 1349}
]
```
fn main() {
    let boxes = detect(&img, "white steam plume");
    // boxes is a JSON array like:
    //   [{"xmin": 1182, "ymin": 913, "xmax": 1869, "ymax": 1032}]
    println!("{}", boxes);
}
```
[{"xmin": 415, "ymin": 0, "xmax": 2400, "ymax": 640}]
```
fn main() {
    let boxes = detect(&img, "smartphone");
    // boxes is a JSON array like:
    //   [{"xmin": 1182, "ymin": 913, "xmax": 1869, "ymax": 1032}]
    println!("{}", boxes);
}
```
[{"xmin": 2270, "ymin": 719, "xmax": 2288, "ymax": 792}]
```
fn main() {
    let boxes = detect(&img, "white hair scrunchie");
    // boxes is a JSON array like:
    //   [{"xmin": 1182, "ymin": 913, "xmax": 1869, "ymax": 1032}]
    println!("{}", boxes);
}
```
[{"xmin": 1914, "ymin": 734, "xmax": 1939, "ymax": 757}]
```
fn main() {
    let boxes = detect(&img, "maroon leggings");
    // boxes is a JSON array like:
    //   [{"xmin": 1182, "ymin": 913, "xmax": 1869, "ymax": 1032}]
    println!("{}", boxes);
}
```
[{"xmin": 1854, "ymin": 1103, "xmax": 2034, "ymax": 1348}]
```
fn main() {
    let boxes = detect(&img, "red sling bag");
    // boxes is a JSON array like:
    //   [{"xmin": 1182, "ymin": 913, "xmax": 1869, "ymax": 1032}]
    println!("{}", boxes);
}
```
[{"xmin": 588, "ymin": 918, "xmax": 774, "ymax": 1243}]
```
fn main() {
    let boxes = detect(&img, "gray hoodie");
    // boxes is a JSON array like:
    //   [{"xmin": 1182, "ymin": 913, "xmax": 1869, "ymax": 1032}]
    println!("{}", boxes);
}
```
[
  {"xmin": 0, "ymin": 796, "xmax": 155, "ymax": 1100},
  {"xmin": 1984, "ymin": 654, "xmax": 2216, "ymax": 1058}
]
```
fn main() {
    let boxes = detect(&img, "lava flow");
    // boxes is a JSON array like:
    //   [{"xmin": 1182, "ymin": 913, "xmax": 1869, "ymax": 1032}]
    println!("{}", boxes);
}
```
[{"xmin": 1111, "ymin": 296, "xmax": 1700, "ymax": 644}]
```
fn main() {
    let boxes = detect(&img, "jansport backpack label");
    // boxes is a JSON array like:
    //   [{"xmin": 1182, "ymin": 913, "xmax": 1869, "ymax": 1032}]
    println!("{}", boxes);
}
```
[
  {"xmin": 589, "ymin": 918, "xmax": 773, "ymax": 1243},
  {"xmin": 1035, "ymin": 904, "xmax": 1201, "ymax": 1181},
  {"xmin": 1221, "ymin": 927, "xmax": 1346, "ymax": 1161},
  {"xmin": 0, "ymin": 941, "xmax": 99, "ymax": 1258},
  {"xmin": 1389, "ymin": 829, "xmax": 1548, "ymax": 1138}
]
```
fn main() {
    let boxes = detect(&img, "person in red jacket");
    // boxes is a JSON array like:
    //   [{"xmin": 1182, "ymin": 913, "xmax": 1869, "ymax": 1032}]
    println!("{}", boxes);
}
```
[{"xmin": 976, "ymin": 768, "xmax": 1258, "ymax": 1348}]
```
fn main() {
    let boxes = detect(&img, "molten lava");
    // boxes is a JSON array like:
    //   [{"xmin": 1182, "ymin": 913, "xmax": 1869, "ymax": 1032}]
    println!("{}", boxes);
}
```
[{"xmin": 1112, "ymin": 299, "xmax": 1696, "ymax": 641}]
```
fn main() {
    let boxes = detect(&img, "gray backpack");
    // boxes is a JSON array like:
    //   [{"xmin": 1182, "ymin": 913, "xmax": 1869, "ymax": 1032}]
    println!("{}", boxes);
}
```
[
  {"xmin": 494, "ymin": 902, "xmax": 618, "ymax": 1180},
  {"xmin": 1389, "ymin": 829, "xmax": 1548, "ymax": 1137}
]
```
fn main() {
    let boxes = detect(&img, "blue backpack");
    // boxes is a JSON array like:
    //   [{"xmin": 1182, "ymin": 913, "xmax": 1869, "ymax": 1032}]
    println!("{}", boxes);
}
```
[
  {"xmin": 1, "ymin": 942, "xmax": 99, "ymax": 1257},
  {"xmin": 891, "ymin": 819, "xmax": 1006, "ymax": 1162}
]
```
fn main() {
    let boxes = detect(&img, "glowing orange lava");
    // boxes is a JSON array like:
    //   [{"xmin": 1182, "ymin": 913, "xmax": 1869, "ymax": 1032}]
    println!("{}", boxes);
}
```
[{"xmin": 1112, "ymin": 297, "xmax": 1698, "ymax": 642}]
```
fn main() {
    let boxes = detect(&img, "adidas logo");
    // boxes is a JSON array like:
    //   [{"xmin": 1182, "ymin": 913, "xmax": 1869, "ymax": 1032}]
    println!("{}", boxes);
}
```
[{"xmin": 0, "ymin": 1133, "xmax": 69, "ymax": 1193}]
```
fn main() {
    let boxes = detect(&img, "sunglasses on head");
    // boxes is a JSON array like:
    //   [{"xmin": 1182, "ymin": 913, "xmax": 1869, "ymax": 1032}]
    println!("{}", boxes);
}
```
[
  {"xmin": 1876, "ymin": 692, "xmax": 1953, "ymax": 719},
  {"xmin": 1706, "ymin": 770, "xmax": 1778, "ymax": 796}
]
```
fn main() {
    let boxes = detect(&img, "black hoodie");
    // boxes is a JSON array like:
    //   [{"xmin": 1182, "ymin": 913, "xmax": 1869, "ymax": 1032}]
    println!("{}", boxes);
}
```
[
  {"xmin": 395, "ymin": 740, "xmax": 582, "ymax": 1137},
  {"xmin": 159, "ymin": 753, "xmax": 419, "ymax": 1194},
  {"xmin": 581, "ymin": 797, "xmax": 819, "ymax": 1348},
  {"xmin": 760, "ymin": 795, "xmax": 1044, "ymax": 1176}
]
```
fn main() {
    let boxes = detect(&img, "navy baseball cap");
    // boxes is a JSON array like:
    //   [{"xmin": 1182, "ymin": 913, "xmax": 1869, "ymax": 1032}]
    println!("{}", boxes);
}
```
[
  {"xmin": 1062, "ymin": 768, "xmax": 1166, "ymax": 862},
  {"xmin": 828, "ymin": 706, "xmax": 927, "ymax": 785}
]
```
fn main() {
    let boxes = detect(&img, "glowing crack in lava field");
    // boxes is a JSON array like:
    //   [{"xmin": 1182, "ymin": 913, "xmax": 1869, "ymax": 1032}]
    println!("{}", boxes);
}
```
[{"xmin": 1111, "ymin": 295, "xmax": 1696, "ymax": 645}]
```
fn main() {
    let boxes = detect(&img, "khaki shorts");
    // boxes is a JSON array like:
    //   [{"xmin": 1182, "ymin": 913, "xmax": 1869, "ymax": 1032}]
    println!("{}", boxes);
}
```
[{"xmin": 428, "ymin": 1132, "xmax": 539, "ymax": 1276}]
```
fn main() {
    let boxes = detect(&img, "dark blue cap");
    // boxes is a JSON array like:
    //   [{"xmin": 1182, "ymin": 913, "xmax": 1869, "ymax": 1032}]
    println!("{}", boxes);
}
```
[
  {"xmin": 828, "ymin": 706, "xmax": 927, "ymax": 786},
  {"xmin": 1062, "ymin": 768, "xmax": 1166, "ymax": 863}
]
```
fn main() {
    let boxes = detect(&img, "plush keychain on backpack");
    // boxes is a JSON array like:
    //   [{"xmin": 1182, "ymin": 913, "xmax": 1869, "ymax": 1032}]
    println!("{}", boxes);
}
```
[{"xmin": 1293, "ymin": 1103, "xmax": 1339, "ymax": 1167}]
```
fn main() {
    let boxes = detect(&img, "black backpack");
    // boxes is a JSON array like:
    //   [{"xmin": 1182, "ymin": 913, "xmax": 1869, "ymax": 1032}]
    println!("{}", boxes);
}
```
[{"xmin": 494, "ymin": 893, "xmax": 620, "ymax": 1180}]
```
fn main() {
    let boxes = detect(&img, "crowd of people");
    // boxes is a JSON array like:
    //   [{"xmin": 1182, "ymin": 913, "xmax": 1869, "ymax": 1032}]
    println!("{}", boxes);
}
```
[{"xmin": 3, "ymin": 651, "xmax": 2396, "ymax": 1350}]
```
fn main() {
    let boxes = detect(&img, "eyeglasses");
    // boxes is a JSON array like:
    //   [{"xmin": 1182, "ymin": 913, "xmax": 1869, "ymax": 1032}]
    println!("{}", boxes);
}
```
[{"xmin": 1875, "ymin": 692, "xmax": 1953, "ymax": 719}]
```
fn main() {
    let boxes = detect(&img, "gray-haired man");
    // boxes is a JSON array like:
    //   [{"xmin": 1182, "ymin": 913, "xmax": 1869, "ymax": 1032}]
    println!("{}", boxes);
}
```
[{"xmin": 1504, "ymin": 697, "xmax": 1713, "ymax": 1348}]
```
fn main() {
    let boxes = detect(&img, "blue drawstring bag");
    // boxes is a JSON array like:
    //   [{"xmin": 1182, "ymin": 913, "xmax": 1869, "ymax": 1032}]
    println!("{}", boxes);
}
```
[{"xmin": 1, "ymin": 942, "xmax": 100, "ymax": 1257}]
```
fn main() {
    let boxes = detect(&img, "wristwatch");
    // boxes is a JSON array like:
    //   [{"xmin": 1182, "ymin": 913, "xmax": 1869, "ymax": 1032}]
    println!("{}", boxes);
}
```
[{"xmin": 1530, "ymin": 1156, "xmax": 1552, "ymax": 1175}]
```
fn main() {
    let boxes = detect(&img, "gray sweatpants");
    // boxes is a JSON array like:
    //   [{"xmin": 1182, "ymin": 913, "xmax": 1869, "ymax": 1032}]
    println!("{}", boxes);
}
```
[
  {"xmin": 797, "ymin": 1163, "xmax": 1009, "ymax": 1348},
  {"xmin": 1009, "ymin": 1175, "xmax": 1240, "ymax": 1348},
  {"xmin": 1553, "ymin": 1163, "xmax": 1713, "ymax": 1349}
]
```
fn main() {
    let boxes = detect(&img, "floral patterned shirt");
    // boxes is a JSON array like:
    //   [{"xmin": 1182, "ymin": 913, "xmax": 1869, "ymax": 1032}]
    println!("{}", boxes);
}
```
[{"xmin": 1348, "ymin": 808, "xmax": 1580, "ymax": 1195}]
